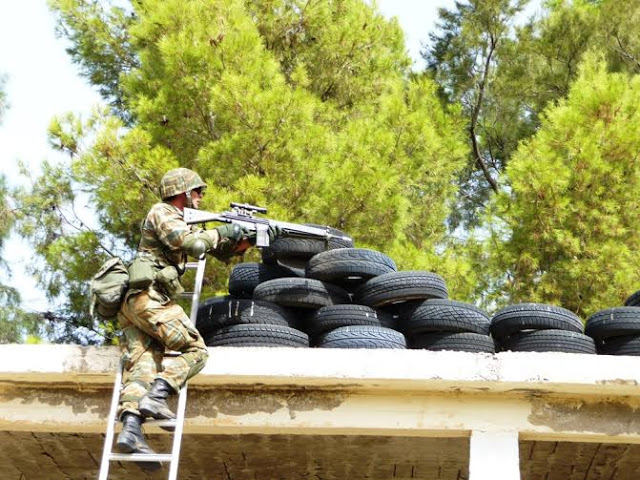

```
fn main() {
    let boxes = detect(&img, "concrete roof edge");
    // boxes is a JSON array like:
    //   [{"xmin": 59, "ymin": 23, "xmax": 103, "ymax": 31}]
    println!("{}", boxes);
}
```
[{"xmin": 1, "ymin": 344, "xmax": 639, "ymax": 396}]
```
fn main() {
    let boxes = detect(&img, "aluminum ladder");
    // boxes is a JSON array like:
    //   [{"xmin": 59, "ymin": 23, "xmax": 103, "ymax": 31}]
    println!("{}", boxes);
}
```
[{"xmin": 98, "ymin": 256, "xmax": 207, "ymax": 479}]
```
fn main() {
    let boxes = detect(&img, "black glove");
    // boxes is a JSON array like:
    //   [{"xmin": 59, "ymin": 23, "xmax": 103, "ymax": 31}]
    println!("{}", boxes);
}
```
[
  {"xmin": 207, "ymin": 224, "xmax": 248, "ymax": 262},
  {"xmin": 267, "ymin": 224, "xmax": 282, "ymax": 242},
  {"xmin": 246, "ymin": 224, "xmax": 282, "ymax": 246},
  {"xmin": 215, "ymin": 224, "xmax": 245, "ymax": 244}
]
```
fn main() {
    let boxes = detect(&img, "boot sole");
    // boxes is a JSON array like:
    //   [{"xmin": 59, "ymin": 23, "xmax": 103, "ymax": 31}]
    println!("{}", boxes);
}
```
[
  {"xmin": 139, "ymin": 406, "xmax": 176, "ymax": 420},
  {"xmin": 116, "ymin": 440, "xmax": 134, "ymax": 454},
  {"xmin": 117, "ymin": 441, "xmax": 163, "ymax": 471},
  {"xmin": 137, "ymin": 461, "xmax": 163, "ymax": 472}
]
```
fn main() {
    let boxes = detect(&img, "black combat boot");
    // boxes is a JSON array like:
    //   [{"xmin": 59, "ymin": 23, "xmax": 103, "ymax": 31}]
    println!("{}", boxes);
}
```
[
  {"xmin": 116, "ymin": 412, "xmax": 161, "ymax": 472},
  {"xmin": 139, "ymin": 378, "xmax": 177, "ymax": 420}
]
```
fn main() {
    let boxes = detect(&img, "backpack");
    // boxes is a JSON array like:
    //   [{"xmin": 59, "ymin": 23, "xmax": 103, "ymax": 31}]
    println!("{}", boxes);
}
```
[{"xmin": 90, "ymin": 257, "xmax": 129, "ymax": 320}]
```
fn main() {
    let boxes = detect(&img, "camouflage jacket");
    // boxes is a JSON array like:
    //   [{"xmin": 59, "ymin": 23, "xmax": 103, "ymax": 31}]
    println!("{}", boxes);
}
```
[{"xmin": 137, "ymin": 202, "xmax": 201, "ymax": 272}]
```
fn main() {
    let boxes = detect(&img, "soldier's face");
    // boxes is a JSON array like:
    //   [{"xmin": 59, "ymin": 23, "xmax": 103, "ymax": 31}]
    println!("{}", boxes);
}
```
[{"xmin": 190, "ymin": 188, "xmax": 205, "ymax": 209}]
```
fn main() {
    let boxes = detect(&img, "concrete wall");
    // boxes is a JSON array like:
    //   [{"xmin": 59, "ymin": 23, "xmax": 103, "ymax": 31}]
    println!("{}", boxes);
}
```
[{"xmin": 1, "ymin": 345, "xmax": 640, "ymax": 479}]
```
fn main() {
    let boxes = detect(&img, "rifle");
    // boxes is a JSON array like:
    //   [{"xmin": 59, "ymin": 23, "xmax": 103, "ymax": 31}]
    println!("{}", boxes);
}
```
[{"xmin": 183, "ymin": 202, "xmax": 352, "ymax": 248}]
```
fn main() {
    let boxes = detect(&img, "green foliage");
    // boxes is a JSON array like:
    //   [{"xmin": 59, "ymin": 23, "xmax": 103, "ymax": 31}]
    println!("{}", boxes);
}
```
[
  {"xmin": 15, "ymin": 0, "xmax": 640, "ymax": 336},
  {"xmin": 0, "ymin": 175, "xmax": 48, "ymax": 343},
  {"xmin": 487, "ymin": 54, "xmax": 640, "ymax": 316},
  {"xmin": 16, "ymin": 0, "xmax": 470, "ymax": 342},
  {"xmin": 247, "ymin": 0, "xmax": 410, "ymax": 107},
  {"xmin": 500, "ymin": 0, "xmax": 601, "ymax": 118},
  {"xmin": 425, "ymin": 0, "xmax": 640, "ymax": 232},
  {"xmin": 49, "ymin": 0, "xmax": 139, "ymax": 118},
  {"xmin": 424, "ymin": 0, "xmax": 529, "ymax": 229},
  {"xmin": 0, "ymin": 78, "xmax": 48, "ymax": 342},
  {"xmin": 13, "ymin": 158, "xmax": 124, "ymax": 343}
]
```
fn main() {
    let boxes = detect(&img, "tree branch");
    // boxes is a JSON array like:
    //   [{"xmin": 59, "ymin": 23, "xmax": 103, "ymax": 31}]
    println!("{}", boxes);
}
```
[
  {"xmin": 614, "ymin": 34, "xmax": 640, "ymax": 72},
  {"xmin": 469, "ymin": 33, "xmax": 499, "ymax": 193}
]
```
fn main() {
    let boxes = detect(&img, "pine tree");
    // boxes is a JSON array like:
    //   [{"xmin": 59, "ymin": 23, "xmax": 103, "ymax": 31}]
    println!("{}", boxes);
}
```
[
  {"xmin": 487, "ymin": 53, "xmax": 640, "ymax": 317},
  {"xmin": 425, "ymin": 0, "xmax": 640, "ymax": 232},
  {"xmin": 424, "ymin": 0, "xmax": 529, "ymax": 229},
  {"xmin": 15, "ymin": 0, "xmax": 469, "ymax": 341},
  {"xmin": 0, "ymin": 78, "xmax": 44, "ymax": 343}
]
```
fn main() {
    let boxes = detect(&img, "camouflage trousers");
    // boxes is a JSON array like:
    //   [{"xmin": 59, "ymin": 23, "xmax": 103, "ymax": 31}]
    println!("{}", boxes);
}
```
[{"xmin": 117, "ymin": 287, "xmax": 209, "ymax": 419}]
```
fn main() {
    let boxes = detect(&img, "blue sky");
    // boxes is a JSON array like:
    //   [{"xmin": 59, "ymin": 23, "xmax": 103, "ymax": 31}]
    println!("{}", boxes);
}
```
[{"xmin": 0, "ymin": 0, "xmax": 455, "ymax": 313}]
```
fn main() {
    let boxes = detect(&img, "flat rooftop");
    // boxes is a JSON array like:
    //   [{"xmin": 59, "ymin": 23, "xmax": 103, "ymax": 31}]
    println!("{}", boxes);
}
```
[{"xmin": 1, "ymin": 345, "xmax": 640, "ymax": 479}]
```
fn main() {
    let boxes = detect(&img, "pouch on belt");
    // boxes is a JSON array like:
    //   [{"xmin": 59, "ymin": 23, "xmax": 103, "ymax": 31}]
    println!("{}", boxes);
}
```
[
  {"xmin": 128, "ymin": 256, "xmax": 156, "ymax": 290},
  {"xmin": 156, "ymin": 265, "xmax": 184, "ymax": 299}
]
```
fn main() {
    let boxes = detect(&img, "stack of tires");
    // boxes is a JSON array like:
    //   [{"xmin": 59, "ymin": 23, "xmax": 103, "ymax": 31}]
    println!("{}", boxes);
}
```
[
  {"xmin": 196, "ymin": 229, "xmax": 498, "ymax": 352},
  {"xmin": 585, "ymin": 291, "xmax": 640, "ymax": 356},
  {"xmin": 347, "ymin": 270, "xmax": 494, "ymax": 353},
  {"xmin": 491, "ymin": 303, "xmax": 596, "ymax": 354},
  {"xmin": 195, "ymin": 229, "xmax": 354, "ymax": 348},
  {"xmin": 197, "ymin": 230, "xmax": 407, "ymax": 349},
  {"xmin": 397, "ymin": 298, "xmax": 494, "ymax": 353},
  {"xmin": 197, "ymin": 233, "xmax": 601, "ymax": 356},
  {"xmin": 303, "ymin": 249, "xmax": 405, "ymax": 349}
]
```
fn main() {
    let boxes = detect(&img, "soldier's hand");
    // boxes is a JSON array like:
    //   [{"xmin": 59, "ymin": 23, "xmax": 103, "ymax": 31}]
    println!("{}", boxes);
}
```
[
  {"xmin": 244, "ymin": 224, "xmax": 282, "ymax": 246},
  {"xmin": 267, "ymin": 224, "xmax": 282, "ymax": 242},
  {"xmin": 215, "ymin": 224, "xmax": 245, "ymax": 244}
]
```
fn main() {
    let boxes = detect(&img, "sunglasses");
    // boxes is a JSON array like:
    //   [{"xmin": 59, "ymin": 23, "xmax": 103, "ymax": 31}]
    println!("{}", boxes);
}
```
[{"xmin": 193, "ymin": 187, "xmax": 205, "ymax": 197}]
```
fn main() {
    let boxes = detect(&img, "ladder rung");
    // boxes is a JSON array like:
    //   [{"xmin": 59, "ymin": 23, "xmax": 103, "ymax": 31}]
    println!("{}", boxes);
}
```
[
  {"xmin": 185, "ymin": 262, "xmax": 200, "ymax": 269},
  {"xmin": 113, "ymin": 418, "xmax": 177, "ymax": 428},
  {"xmin": 110, "ymin": 453, "xmax": 173, "ymax": 462},
  {"xmin": 146, "ymin": 419, "xmax": 177, "ymax": 429},
  {"xmin": 179, "ymin": 291, "xmax": 194, "ymax": 298}
]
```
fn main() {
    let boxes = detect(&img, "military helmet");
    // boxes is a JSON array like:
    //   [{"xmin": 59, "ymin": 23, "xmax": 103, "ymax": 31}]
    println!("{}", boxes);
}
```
[{"xmin": 159, "ymin": 167, "xmax": 206, "ymax": 200}]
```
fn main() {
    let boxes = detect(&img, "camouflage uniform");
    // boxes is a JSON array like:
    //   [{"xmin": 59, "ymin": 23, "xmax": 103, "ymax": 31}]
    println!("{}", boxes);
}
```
[{"xmin": 117, "ymin": 200, "xmax": 212, "ymax": 418}]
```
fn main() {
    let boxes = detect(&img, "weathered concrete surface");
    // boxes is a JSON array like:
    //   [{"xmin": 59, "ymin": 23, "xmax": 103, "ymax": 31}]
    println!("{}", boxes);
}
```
[
  {"xmin": 3, "ymin": 345, "xmax": 640, "ymax": 479},
  {"xmin": 3, "ymin": 344, "xmax": 640, "ymax": 396},
  {"xmin": 520, "ymin": 440, "xmax": 640, "ymax": 479},
  {"xmin": 3, "ymin": 345, "xmax": 640, "ymax": 442},
  {"xmin": 0, "ymin": 431, "xmax": 470, "ymax": 480}
]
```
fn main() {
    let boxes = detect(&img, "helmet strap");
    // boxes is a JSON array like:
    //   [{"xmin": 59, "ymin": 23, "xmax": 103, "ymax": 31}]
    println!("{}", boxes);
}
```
[{"xmin": 185, "ymin": 190, "xmax": 194, "ymax": 209}]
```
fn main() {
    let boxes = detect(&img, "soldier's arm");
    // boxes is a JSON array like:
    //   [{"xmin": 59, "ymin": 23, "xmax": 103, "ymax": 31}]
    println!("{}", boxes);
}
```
[{"xmin": 152, "ymin": 205, "xmax": 239, "ymax": 258}]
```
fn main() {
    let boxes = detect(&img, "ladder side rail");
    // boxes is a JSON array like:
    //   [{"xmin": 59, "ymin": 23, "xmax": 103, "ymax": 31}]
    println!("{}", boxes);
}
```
[
  {"xmin": 188, "ymin": 254, "xmax": 207, "ymax": 325},
  {"xmin": 167, "ymin": 383, "xmax": 189, "ymax": 480},
  {"xmin": 98, "ymin": 362, "xmax": 124, "ymax": 480},
  {"xmin": 167, "ymin": 254, "xmax": 204, "ymax": 479}
]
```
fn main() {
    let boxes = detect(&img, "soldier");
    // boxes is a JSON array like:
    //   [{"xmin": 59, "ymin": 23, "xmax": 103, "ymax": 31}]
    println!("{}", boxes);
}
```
[{"xmin": 115, "ymin": 167, "xmax": 269, "ymax": 471}]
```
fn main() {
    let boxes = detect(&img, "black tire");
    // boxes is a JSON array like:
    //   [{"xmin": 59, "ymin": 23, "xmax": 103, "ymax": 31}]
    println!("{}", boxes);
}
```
[
  {"xmin": 585, "ymin": 307, "xmax": 640, "ymax": 341},
  {"xmin": 306, "ymin": 260, "xmax": 395, "ymax": 290},
  {"xmin": 408, "ymin": 332, "xmax": 495, "ymax": 353},
  {"xmin": 261, "ymin": 225, "xmax": 354, "ymax": 261},
  {"xmin": 307, "ymin": 248, "xmax": 396, "ymax": 270},
  {"xmin": 401, "ymin": 299, "xmax": 490, "ymax": 336},
  {"xmin": 253, "ymin": 277, "xmax": 351, "ymax": 309},
  {"xmin": 598, "ymin": 334, "xmax": 640, "ymax": 356},
  {"xmin": 316, "ymin": 326, "xmax": 406, "ymax": 349},
  {"xmin": 498, "ymin": 330, "xmax": 596, "ymax": 354},
  {"xmin": 205, "ymin": 324, "xmax": 309, "ymax": 347},
  {"xmin": 353, "ymin": 271, "xmax": 448, "ymax": 308},
  {"xmin": 624, "ymin": 290, "xmax": 640, "ymax": 307},
  {"xmin": 284, "ymin": 307, "xmax": 315, "ymax": 334},
  {"xmin": 490, "ymin": 303, "xmax": 583, "ymax": 341},
  {"xmin": 228, "ymin": 262, "xmax": 300, "ymax": 297},
  {"xmin": 275, "ymin": 258, "xmax": 307, "ymax": 276},
  {"xmin": 195, "ymin": 297, "xmax": 292, "ymax": 337},
  {"xmin": 308, "ymin": 304, "xmax": 394, "ymax": 337}
]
